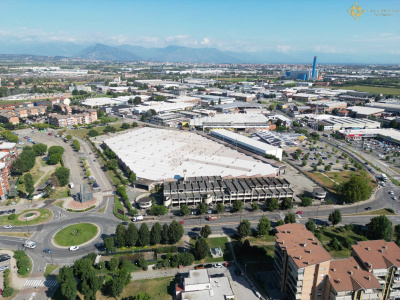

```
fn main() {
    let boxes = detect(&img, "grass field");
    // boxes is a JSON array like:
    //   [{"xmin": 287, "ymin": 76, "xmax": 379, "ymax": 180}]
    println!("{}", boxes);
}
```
[
  {"xmin": 331, "ymin": 85, "xmax": 400, "ymax": 96},
  {"xmin": 66, "ymin": 124, "xmax": 122, "ymax": 140},
  {"xmin": 96, "ymin": 276, "xmax": 175, "ymax": 300},
  {"xmin": 17, "ymin": 158, "xmax": 44, "ymax": 193},
  {"xmin": 307, "ymin": 170, "xmax": 377, "ymax": 191},
  {"xmin": 349, "ymin": 208, "xmax": 396, "ymax": 216},
  {"xmin": 96, "ymin": 205, "xmax": 106, "ymax": 213},
  {"xmin": 0, "ymin": 209, "xmax": 52, "ymax": 226},
  {"xmin": 54, "ymin": 223, "xmax": 98, "ymax": 246}
]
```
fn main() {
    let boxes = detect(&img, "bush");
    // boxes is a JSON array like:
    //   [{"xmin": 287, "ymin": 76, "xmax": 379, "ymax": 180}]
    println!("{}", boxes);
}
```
[
  {"xmin": 14, "ymin": 250, "xmax": 30, "ymax": 276},
  {"xmin": 8, "ymin": 214, "xmax": 16, "ymax": 220},
  {"xmin": 386, "ymin": 208, "xmax": 395, "ymax": 213}
]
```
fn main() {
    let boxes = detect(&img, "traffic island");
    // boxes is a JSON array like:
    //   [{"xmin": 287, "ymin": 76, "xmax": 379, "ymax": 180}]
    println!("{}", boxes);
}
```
[
  {"xmin": 52, "ymin": 223, "xmax": 100, "ymax": 248},
  {"xmin": 17, "ymin": 211, "xmax": 41, "ymax": 222},
  {"xmin": 0, "ymin": 209, "xmax": 52, "ymax": 226}
]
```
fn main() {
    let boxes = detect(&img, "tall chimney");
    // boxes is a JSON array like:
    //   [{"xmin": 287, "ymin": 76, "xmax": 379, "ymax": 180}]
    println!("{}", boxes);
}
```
[{"xmin": 312, "ymin": 56, "xmax": 317, "ymax": 80}]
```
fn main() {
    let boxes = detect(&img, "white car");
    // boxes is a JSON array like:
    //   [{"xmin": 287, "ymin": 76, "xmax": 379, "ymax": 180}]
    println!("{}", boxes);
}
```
[
  {"xmin": 392, "ymin": 196, "xmax": 397, "ymax": 200},
  {"xmin": 69, "ymin": 246, "xmax": 79, "ymax": 251},
  {"xmin": 390, "ymin": 191, "xmax": 394, "ymax": 195},
  {"xmin": 213, "ymin": 263, "xmax": 223, "ymax": 268},
  {"xmin": 4, "ymin": 225, "xmax": 12, "ymax": 229}
]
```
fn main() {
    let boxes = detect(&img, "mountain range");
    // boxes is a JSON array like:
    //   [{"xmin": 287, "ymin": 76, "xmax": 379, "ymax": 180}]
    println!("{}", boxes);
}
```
[{"xmin": 0, "ymin": 41, "xmax": 396, "ymax": 64}]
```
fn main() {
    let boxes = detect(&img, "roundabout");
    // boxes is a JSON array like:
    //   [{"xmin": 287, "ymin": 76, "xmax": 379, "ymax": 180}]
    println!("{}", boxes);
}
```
[{"xmin": 52, "ymin": 223, "xmax": 101, "ymax": 248}]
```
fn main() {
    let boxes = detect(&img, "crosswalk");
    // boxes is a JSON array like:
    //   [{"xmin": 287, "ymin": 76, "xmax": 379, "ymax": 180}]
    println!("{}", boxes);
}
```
[{"xmin": 24, "ymin": 279, "xmax": 58, "ymax": 287}]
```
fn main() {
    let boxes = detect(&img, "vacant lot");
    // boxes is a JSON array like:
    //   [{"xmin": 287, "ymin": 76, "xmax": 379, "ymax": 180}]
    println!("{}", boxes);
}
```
[
  {"xmin": 307, "ymin": 170, "xmax": 377, "ymax": 191},
  {"xmin": 190, "ymin": 236, "xmax": 232, "ymax": 263}
]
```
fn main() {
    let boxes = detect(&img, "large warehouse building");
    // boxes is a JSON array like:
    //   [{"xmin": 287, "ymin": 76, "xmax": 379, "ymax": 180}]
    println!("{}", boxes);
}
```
[
  {"xmin": 102, "ymin": 127, "xmax": 279, "ymax": 181},
  {"xmin": 338, "ymin": 128, "xmax": 400, "ymax": 144},
  {"xmin": 319, "ymin": 117, "xmax": 381, "ymax": 130},
  {"xmin": 211, "ymin": 129, "xmax": 283, "ymax": 160},
  {"xmin": 190, "ymin": 114, "xmax": 271, "ymax": 130}
]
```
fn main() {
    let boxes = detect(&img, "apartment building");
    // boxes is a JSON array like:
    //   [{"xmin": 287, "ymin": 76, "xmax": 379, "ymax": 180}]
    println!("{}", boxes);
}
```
[
  {"xmin": 273, "ymin": 224, "xmax": 400, "ymax": 300},
  {"xmin": 0, "ymin": 112, "xmax": 19, "ymax": 124},
  {"xmin": 274, "ymin": 223, "xmax": 332, "ymax": 300},
  {"xmin": 352, "ymin": 241, "xmax": 400, "ymax": 300},
  {"xmin": 0, "ymin": 142, "xmax": 18, "ymax": 159},
  {"xmin": 0, "ymin": 152, "xmax": 12, "ymax": 173},
  {"xmin": 163, "ymin": 175, "xmax": 293, "ymax": 207},
  {"xmin": 48, "ymin": 107, "xmax": 97, "ymax": 127},
  {"xmin": 0, "ymin": 162, "xmax": 10, "ymax": 200}
]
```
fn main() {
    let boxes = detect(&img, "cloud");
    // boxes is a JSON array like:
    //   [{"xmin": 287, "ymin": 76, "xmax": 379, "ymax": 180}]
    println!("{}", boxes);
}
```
[{"xmin": 276, "ymin": 45, "xmax": 292, "ymax": 53}]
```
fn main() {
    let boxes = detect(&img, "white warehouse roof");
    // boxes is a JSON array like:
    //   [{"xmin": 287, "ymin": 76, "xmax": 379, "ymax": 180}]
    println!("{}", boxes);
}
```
[{"xmin": 103, "ymin": 127, "xmax": 278, "ymax": 181}]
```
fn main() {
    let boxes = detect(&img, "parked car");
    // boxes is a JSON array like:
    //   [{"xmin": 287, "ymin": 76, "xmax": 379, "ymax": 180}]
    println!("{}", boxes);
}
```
[
  {"xmin": 192, "ymin": 227, "xmax": 201, "ymax": 232},
  {"xmin": 132, "ymin": 215, "xmax": 144, "ymax": 222},
  {"xmin": 195, "ymin": 264, "xmax": 205, "ymax": 269},
  {"xmin": 204, "ymin": 264, "xmax": 213, "ymax": 269},
  {"xmin": 296, "ymin": 211, "xmax": 303, "ymax": 215},
  {"xmin": 3, "ymin": 225, "xmax": 12, "ymax": 229},
  {"xmin": 365, "ymin": 207, "xmax": 372, "ymax": 211},
  {"xmin": 213, "ymin": 263, "xmax": 223, "ymax": 268}
]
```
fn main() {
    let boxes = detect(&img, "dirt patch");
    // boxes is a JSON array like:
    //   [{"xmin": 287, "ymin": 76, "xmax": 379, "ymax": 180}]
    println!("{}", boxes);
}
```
[
  {"xmin": 17, "ymin": 211, "xmax": 41, "ymax": 222},
  {"xmin": 67, "ymin": 198, "xmax": 97, "ymax": 210}
]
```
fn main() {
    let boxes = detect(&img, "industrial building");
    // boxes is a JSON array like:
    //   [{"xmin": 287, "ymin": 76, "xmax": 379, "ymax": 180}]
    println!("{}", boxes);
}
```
[
  {"xmin": 198, "ymin": 95, "xmax": 235, "ymax": 106},
  {"xmin": 81, "ymin": 97, "xmax": 128, "ymax": 107},
  {"xmin": 273, "ymin": 223, "xmax": 400, "ymax": 300},
  {"xmin": 211, "ymin": 129, "xmax": 283, "ymax": 160},
  {"xmin": 319, "ymin": 117, "xmax": 381, "ymax": 131},
  {"xmin": 163, "ymin": 175, "xmax": 293, "ymax": 207},
  {"xmin": 306, "ymin": 100, "xmax": 347, "ymax": 112},
  {"xmin": 366, "ymin": 101, "xmax": 400, "ymax": 113},
  {"xmin": 255, "ymin": 131, "xmax": 305, "ymax": 149},
  {"xmin": 102, "ymin": 127, "xmax": 279, "ymax": 182},
  {"xmin": 213, "ymin": 102, "xmax": 267, "ymax": 113},
  {"xmin": 190, "ymin": 114, "xmax": 271, "ymax": 130},
  {"xmin": 346, "ymin": 106, "xmax": 384, "ymax": 118},
  {"xmin": 133, "ymin": 102, "xmax": 195, "ymax": 114}
]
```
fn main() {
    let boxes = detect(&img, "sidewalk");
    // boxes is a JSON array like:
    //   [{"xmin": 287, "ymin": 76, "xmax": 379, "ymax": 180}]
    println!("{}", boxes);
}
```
[{"xmin": 0, "ymin": 250, "xmax": 27, "ymax": 290}]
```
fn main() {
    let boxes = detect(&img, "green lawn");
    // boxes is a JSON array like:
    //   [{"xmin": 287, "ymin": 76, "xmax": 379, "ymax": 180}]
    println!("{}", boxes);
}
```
[
  {"xmin": 331, "ymin": 85, "xmax": 400, "ymax": 96},
  {"xmin": 246, "ymin": 233, "xmax": 276, "ymax": 245},
  {"xmin": 54, "ymin": 223, "xmax": 98, "ymax": 246},
  {"xmin": 190, "ymin": 237, "xmax": 233, "ymax": 263},
  {"xmin": 307, "ymin": 170, "xmax": 377, "ymax": 191},
  {"xmin": 349, "ymin": 208, "xmax": 396, "ymax": 216},
  {"xmin": 97, "ymin": 276, "xmax": 175, "ymax": 300},
  {"xmin": 0, "ymin": 209, "xmax": 52, "ymax": 226},
  {"xmin": 44, "ymin": 264, "xmax": 59, "ymax": 276},
  {"xmin": 17, "ymin": 158, "xmax": 44, "ymax": 193},
  {"xmin": 96, "ymin": 205, "xmax": 106, "ymax": 213},
  {"xmin": 65, "ymin": 123, "xmax": 122, "ymax": 140},
  {"xmin": 114, "ymin": 196, "xmax": 127, "ymax": 220}
]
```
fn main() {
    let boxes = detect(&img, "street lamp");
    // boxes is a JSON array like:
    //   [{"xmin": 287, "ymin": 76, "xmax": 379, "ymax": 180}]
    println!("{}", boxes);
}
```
[{"xmin": 26, "ymin": 219, "xmax": 29, "ymax": 234}]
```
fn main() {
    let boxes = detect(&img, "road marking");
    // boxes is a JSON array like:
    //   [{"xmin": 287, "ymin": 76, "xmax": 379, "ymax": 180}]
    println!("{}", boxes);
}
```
[
  {"xmin": 24, "ymin": 279, "xmax": 58, "ymax": 287},
  {"xmin": 29, "ymin": 292, "xmax": 36, "ymax": 300}
]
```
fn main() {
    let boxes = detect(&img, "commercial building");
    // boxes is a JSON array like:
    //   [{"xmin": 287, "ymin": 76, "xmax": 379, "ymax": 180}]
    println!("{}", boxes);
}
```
[
  {"xmin": 338, "ymin": 128, "xmax": 400, "ymax": 143},
  {"xmin": 268, "ymin": 114, "xmax": 293, "ymax": 127},
  {"xmin": 81, "ymin": 97, "xmax": 128, "ymax": 108},
  {"xmin": 256, "ymin": 131, "xmax": 305, "ymax": 149},
  {"xmin": 164, "ymin": 175, "xmax": 293, "ymax": 207},
  {"xmin": 211, "ymin": 129, "xmax": 283, "ymax": 160},
  {"xmin": 229, "ymin": 92, "xmax": 256, "ymax": 102},
  {"xmin": 103, "ymin": 127, "xmax": 279, "ymax": 181},
  {"xmin": 319, "ymin": 117, "xmax": 381, "ymax": 131},
  {"xmin": 133, "ymin": 102, "xmax": 195, "ymax": 114},
  {"xmin": 190, "ymin": 114, "xmax": 271, "ymax": 130},
  {"xmin": 213, "ymin": 102, "xmax": 267, "ymax": 114},
  {"xmin": 198, "ymin": 95, "xmax": 235, "ymax": 106},
  {"xmin": 365, "ymin": 101, "xmax": 400, "ymax": 113},
  {"xmin": 306, "ymin": 101, "xmax": 347, "ymax": 113},
  {"xmin": 273, "ymin": 224, "xmax": 400, "ymax": 300},
  {"xmin": 293, "ymin": 93, "xmax": 319, "ymax": 101},
  {"xmin": 284, "ymin": 70, "xmax": 319, "ymax": 81},
  {"xmin": 175, "ymin": 269, "xmax": 235, "ymax": 300}
]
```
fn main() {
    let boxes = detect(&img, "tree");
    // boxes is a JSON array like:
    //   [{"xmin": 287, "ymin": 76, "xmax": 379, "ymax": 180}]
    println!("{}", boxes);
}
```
[
  {"xmin": 54, "ymin": 167, "xmax": 70, "ymax": 186},
  {"xmin": 110, "ymin": 276, "xmax": 125, "ymax": 297},
  {"xmin": 251, "ymin": 203, "xmax": 259, "ymax": 211},
  {"xmin": 48, "ymin": 145, "xmax": 64, "ymax": 156},
  {"xmin": 344, "ymin": 163, "xmax": 349, "ymax": 170},
  {"xmin": 180, "ymin": 204, "xmax": 190, "ymax": 216},
  {"xmin": 301, "ymin": 160, "xmax": 307, "ymax": 167},
  {"xmin": 366, "ymin": 215, "xmax": 393, "ymax": 241},
  {"xmin": 115, "ymin": 224, "xmax": 126, "ymax": 248},
  {"xmin": 106, "ymin": 159, "xmax": 118, "ymax": 170},
  {"xmin": 280, "ymin": 198, "xmax": 293, "ymax": 210},
  {"xmin": 325, "ymin": 164, "xmax": 332, "ymax": 171},
  {"xmin": 137, "ymin": 223, "xmax": 150, "ymax": 247},
  {"xmin": 88, "ymin": 129, "xmax": 99, "ymax": 137},
  {"xmin": 56, "ymin": 266, "xmax": 77, "ymax": 300},
  {"xmin": 329, "ymin": 209, "xmax": 342, "ymax": 226},
  {"xmin": 104, "ymin": 125, "xmax": 116, "ymax": 133},
  {"xmin": 335, "ymin": 175, "xmax": 372, "ymax": 204},
  {"xmin": 133, "ymin": 293, "xmax": 151, "ymax": 300},
  {"xmin": 161, "ymin": 223, "xmax": 169, "ymax": 244},
  {"xmin": 257, "ymin": 216, "xmax": 271, "ymax": 236},
  {"xmin": 149, "ymin": 205, "xmax": 168, "ymax": 216},
  {"xmin": 301, "ymin": 197, "xmax": 313, "ymax": 207},
  {"xmin": 233, "ymin": 200, "xmax": 243, "ymax": 212},
  {"xmin": 132, "ymin": 122, "xmax": 139, "ymax": 128},
  {"xmin": 49, "ymin": 153, "xmax": 62, "ymax": 164},
  {"xmin": 129, "ymin": 172, "xmax": 137, "ymax": 183},
  {"xmin": 150, "ymin": 222, "xmax": 162, "ymax": 245},
  {"xmin": 284, "ymin": 213, "xmax": 296, "ymax": 224},
  {"xmin": 305, "ymin": 219, "xmax": 316, "ymax": 233},
  {"xmin": 72, "ymin": 139, "xmax": 81, "ymax": 151},
  {"xmin": 194, "ymin": 237, "xmax": 209, "ymax": 260},
  {"xmin": 216, "ymin": 203, "xmax": 224, "ymax": 213},
  {"xmin": 138, "ymin": 258, "xmax": 148, "ymax": 270},
  {"xmin": 197, "ymin": 203, "xmax": 208, "ymax": 214},
  {"xmin": 277, "ymin": 219, "xmax": 285, "ymax": 226},
  {"xmin": 200, "ymin": 225, "xmax": 212, "ymax": 238},
  {"xmin": 237, "ymin": 219, "xmax": 251, "ymax": 238},
  {"xmin": 104, "ymin": 236, "xmax": 115, "ymax": 253},
  {"xmin": 32, "ymin": 143, "xmax": 47, "ymax": 156},
  {"xmin": 266, "ymin": 198, "xmax": 279, "ymax": 211},
  {"xmin": 24, "ymin": 173, "xmax": 34, "ymax": 197},
  {"xmin": 329, "ymin": 237, "xmax": 341, "ymax": 251},
  {"xmin": 168, "ymin": 220, "xmax": 184, "ymax": 244}
]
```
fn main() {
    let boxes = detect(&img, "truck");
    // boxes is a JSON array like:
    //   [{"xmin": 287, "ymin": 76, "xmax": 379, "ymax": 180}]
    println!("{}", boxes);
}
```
[
  {"xmin": 24, "ymin": 241, "xmax": 36, "ymax": 249},
  {"xmin": 381, "ymin": 173, "xmax": 388, "ymax": 181},
  {"xmin": 69, "ymin": 182, "xmax": 74, "ymax": 189},
  {"xmin": 207, "ymin": 216, "xmax": 218, "ymax": 221}
]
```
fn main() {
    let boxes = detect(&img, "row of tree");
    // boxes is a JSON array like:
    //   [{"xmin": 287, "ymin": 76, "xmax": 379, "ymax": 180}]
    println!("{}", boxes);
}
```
[{"xmin": 107, "ymin": 220, "xmax": 184, "ymax": 250}]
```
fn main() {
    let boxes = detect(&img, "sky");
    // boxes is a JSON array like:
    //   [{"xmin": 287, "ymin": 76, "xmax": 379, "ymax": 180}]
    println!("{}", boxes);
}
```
[{"xmin": 0, "ymin": 0, "xmax": 399, "ymax": 63}]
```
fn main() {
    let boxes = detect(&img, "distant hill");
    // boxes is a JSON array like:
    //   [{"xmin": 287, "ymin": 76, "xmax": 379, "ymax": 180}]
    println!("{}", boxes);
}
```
[{"xmin": 78, "ymin": 43, "xmax": 142, "ymax": 61}]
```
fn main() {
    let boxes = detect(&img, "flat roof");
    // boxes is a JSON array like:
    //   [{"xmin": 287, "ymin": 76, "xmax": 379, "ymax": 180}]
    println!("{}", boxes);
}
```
[
  {"xmin": 346, "ymin": 106, "xmax": 385, "ymax": 115},
  {"xmin": 82, "ymin": 97, "xmax": 127, "ymax": 106},
  {"xmin": 190, "ymin": 114, "xmax": 269, "ymax": 127},
  {"xmin": 103, "ymin": 127, "xmax": 278, "ymax": 181},
  {"xmin": 338, "ymin": 128, "xmax": 400, "ymax": 141},
  {"xmin": 185, "ymin": 269, "xmax": 210, "ymax": 285},
  {"xmin": 181, "ymin": 276, "xmax": 234, "ymax": 300},
  {"xmin": 0, "ymin": 142, "xmax": 16, "ymax": 149}
]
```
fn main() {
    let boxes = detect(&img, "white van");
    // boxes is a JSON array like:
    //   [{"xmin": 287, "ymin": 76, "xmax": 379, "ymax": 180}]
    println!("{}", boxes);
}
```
[
  {"xmin": 132, "ymin": 215, "xmax": 144, "ymax": 222},
  {"xmin": 69, "ymin": 182, "xmax": 74, "ymax": 189}
]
